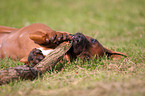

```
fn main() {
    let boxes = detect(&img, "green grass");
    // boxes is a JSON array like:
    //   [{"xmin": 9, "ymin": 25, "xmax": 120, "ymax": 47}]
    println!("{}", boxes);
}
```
[{"xmin": 0, "ymin": 0, "xmax": 145, "ymax": 96}]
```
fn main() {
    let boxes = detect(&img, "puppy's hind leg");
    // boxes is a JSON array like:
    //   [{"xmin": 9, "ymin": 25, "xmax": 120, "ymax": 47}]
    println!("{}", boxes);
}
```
[{"xmin": 0, "ymin": 26, "xmax": 17, "ymax": 33}]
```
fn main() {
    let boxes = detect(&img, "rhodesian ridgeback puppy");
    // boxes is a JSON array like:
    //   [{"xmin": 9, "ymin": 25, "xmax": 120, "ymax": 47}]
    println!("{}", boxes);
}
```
[{"xmin": 0, "ymin": 23, "xmax": 127, "ymax": 66}]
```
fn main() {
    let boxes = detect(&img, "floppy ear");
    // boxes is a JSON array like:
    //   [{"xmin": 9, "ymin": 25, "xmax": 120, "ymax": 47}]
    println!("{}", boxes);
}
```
[{"xmin": 104, "ymin": 48, "xmax": 128, "ymax": 59}]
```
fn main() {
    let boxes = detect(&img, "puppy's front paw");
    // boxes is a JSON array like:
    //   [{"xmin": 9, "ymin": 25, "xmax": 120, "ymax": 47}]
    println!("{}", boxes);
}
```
[
  {"xmin": 28, "ymin": 48, "xmax": 45, "ymax": 67},
  {"xmin": 46, "ymin": 32, "xmax": 72, "ymax": 45}
]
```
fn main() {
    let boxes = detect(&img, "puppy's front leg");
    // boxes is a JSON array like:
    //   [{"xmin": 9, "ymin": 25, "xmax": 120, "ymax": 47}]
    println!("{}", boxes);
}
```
[
  {"xmin": 29, "ymin": 29, "xmax": 72, "ymax": 46},
  {"xmin": 27, "ymin": 48, "xmax": 45, "ymax": 67}
]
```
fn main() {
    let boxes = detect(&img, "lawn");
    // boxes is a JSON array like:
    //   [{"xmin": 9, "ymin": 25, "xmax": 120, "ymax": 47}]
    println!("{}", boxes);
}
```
[{"xmin": 0, "ymin": 0, "xmax": 145, "ymax": 96}]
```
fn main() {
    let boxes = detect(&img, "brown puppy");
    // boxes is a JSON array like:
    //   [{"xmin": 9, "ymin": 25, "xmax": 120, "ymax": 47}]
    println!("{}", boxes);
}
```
[{"xmin": 0, "ymin": 23, "xmax": 127, "ymax": 65}]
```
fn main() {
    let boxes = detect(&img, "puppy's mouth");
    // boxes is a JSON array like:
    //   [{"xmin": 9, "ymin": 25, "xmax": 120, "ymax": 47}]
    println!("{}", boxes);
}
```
[
  {"xmin": 71, "ymin": 33, "xmax": 85, "ymax": 46},
  {"xmin": 73, "ymin": 38, "xmax": 81, "ymax": 45},
  {"xmin": 70, "ymin": 33, "xmax": 90, "ymax": 55}
]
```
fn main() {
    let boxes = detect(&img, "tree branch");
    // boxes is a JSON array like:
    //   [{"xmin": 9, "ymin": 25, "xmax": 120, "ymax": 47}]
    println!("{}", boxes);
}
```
[{"xmin": 0, "ymin": 41, "xmax": 72, "ymax": 85}]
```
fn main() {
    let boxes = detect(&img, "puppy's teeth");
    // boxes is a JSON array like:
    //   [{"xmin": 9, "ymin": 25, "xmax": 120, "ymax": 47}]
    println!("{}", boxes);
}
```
[
  {"xmin": 46, "ymin": 38, "xmax": 50, "ymax": 43},
  {"xmin": 71, "ymin": 36, "xmax": 75, "ymax": 40}
]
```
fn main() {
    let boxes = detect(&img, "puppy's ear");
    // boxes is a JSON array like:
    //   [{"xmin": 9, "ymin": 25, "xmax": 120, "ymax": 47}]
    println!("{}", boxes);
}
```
[{"xmin": 104, "ymin": 48, "xmax": 128, "ymax": 59}]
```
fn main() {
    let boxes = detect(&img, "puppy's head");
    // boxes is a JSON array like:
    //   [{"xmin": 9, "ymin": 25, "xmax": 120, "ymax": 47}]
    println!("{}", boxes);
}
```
[
  {"xmin": 69, "ymin": 33, "xmax": 127, "ymax": 60},
  {"xmin": 71, "ymin": 33, "xmax": 90, "ymax": 55},
  {"xmin": 69, "ymin": 32, "xmax": 102, "ymax": 60}
]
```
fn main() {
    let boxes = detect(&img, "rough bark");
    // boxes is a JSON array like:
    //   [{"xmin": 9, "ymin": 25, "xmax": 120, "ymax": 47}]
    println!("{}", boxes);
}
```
[{"xmin": 0, "ymin": 41, "xmax": 72, "ymax": 85}]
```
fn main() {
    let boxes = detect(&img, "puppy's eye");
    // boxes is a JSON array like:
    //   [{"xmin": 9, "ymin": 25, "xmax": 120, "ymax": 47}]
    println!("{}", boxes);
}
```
[{"xmin": 91, "ymin": 39, "xmax": 97, "ymax": 43}]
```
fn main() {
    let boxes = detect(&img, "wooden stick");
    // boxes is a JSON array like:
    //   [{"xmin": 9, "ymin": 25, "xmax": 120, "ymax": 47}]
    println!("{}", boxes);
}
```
[{"xmin": 0, "ymin": 41, "xmax": 72, "ymax": 85}]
